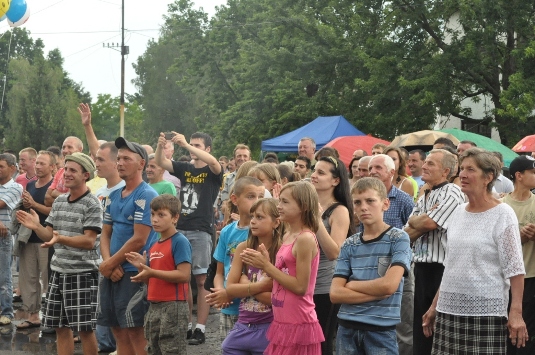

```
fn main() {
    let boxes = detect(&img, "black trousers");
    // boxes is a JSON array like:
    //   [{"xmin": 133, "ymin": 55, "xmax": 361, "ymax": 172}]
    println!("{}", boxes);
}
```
[
  {"xmin": 314, "ymin": 293, "xmax": 340, "ymax": 355},
  {"xmin": 413, "ymin": 262, "xmax": 444, "ymax": 355},
  {"xmin": 507, "ymin": 277, "xmax": 535, "ymax": 355}
]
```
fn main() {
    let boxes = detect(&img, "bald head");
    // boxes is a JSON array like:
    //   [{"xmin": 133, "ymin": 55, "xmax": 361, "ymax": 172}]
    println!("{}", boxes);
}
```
[
  {"xmin": 62, "ymin": 136, "xmax": 83, "ymax": 157},
  {"xmin": 142, "ymin": 144, "xmax": 154, "ymax": 155}
]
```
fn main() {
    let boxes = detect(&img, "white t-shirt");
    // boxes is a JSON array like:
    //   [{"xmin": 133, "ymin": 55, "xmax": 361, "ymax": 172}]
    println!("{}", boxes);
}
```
[{"xmin": 437, "ymin": 203, "xmax": 525, "ymax": 317}]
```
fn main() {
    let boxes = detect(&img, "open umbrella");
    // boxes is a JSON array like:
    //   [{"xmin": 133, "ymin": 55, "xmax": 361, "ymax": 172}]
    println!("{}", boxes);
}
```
[
  {"xmin": 325, "ymin": 135, "xmax": 391, "ymax": 166},
  {"xmin": 512, "ymin": 134, "xmax": 535, "ymax": 153},
  {"xmin": 389, "ymin": 130, "xmax": 460, "ymax": 151},
  {"xmin": 440, "ymin": 128, "xmax": 518, "ymax": 167}
]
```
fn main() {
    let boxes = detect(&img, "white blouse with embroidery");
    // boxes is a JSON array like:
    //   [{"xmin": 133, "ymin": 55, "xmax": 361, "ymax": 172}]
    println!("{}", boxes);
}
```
[{"xmin": 436, "ymin": 203, "xmax": 525, "ymax": 317}]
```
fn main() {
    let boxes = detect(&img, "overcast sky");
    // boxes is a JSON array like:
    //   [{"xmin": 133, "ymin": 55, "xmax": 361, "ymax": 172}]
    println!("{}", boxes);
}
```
[{"xmin": 0, "ymin": 0, "xmax": 225, "ymax": 101}]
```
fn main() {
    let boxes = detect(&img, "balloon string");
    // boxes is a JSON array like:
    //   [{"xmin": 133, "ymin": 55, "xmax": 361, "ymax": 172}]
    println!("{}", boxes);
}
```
[{"xmin": 1, "ymin": 28, "xmax": 13, "ymax": 111}]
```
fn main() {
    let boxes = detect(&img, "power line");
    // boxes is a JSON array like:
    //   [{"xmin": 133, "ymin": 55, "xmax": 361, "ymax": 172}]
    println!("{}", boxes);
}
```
[{"xmin": 29, "ymin": 29, "xmax": 160, "ymax": 35}]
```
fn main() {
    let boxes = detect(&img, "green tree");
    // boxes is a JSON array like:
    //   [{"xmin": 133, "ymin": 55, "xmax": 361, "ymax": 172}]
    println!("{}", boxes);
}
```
[
  {"xmin": 4, "ymin": 56, "xmax": 83, "ymax": 151},
  {"xmin": 90, "ymin": 93, "xmax": 146, "ymax": 143}
]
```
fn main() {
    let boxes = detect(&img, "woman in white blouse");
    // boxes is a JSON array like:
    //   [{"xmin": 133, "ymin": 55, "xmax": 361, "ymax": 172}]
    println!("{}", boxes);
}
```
[{"xmin": 422, "ymin": 148, "xmax": 528, "ymax": 354}]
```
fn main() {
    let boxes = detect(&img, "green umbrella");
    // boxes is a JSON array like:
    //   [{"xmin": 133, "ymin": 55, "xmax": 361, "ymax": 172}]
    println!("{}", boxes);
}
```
[{"xmin": 439, "ymin": 128, "xmax": 518, "ymax": 167}]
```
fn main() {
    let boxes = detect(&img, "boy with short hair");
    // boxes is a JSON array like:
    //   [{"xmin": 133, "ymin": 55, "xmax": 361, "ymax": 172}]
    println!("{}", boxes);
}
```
[
  {"xmin": 205, "ymin": 176, "xmax": 265, "ymax": 341},
  {"xmin": 125, "ymin": 194, "xmax": 192, "ymax": 355},
  {"xmin": 330, "ymin": 177, "xmax": 412, "ymax": 355}
]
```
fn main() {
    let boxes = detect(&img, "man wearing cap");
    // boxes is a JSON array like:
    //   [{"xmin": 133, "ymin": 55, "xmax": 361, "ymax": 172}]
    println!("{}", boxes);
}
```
[
  {"xmin": 97, "ymin": 138, "xmax": 158, "ymax": 355},
  {"xmin": 502, "ymin": 155, "xmax": 535, "ymax": 354},
  {"xmin": 16, "ymin": 152, "xmax": 103, "ymax": 354},
  {"xmin": 45, "ymin": 136, "xmax": 84, "ymax": 206},
  {"xmin": 155, "ymin": 131, "xmax": 222, "ymax": 345}
]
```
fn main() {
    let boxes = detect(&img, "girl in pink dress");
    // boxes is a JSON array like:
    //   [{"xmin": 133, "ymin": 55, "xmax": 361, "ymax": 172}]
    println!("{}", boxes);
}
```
[{"xmin": 241, "ymin": 181, "xmax": 324, "ymax": 355}]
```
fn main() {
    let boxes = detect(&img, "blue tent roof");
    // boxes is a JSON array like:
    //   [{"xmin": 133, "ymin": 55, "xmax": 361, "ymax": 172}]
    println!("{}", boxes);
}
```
[{"xmin": 261, "ymin": 116, "xmax": 365, "ymax": 152}]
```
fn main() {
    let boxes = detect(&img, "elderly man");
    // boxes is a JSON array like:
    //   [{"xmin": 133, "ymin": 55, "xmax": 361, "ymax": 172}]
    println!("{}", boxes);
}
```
[
  {"xmin": 368, "ymin": 154, "xmax": 414, "ymax": 355},
  {"xmin": 404, "ymin": 149, "xmax": 465, "ymax": 355},
  {"xmin": 298, "ymin": 137, "xmax": 316, "ymax": 167},
  {"xmin": 357, "ymin": 156, "xmax": 371, "ymax": 178}
]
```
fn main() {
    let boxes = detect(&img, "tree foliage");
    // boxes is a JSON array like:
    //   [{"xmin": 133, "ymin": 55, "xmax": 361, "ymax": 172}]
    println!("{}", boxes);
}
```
[
  {"xmin": 131, "ymin": 0, "xmax": 535, "ymax": 153},
  {"xmin": 90, "ymin": 93, "xmax": 145, "ymax": 143},
  {"xmin": 1, "ymin": 31, "xmax": 92, "ymax": 152}
]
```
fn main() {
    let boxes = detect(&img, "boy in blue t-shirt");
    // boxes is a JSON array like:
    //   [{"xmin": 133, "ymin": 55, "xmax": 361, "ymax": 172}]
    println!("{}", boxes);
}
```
[
  {"xmin": 330, "ymin": 177, "xmax": 412, "ymax": 355},
  {"xmin": 126, "ymin": 194, "xmax": 192, "ymax": 355},
  {"xmin": 205, "ymin": 176, "xmax": 265, "ymax": 341}
]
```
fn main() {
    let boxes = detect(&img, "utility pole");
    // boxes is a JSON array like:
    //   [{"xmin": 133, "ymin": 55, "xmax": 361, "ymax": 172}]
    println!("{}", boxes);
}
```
[
  {"xmin": 120, "ymin": 0, "xmax": 125, "ymax": 137},
  {"xmin": 103, "ymin": 1, "xmax": 128, "ymax": 136}
]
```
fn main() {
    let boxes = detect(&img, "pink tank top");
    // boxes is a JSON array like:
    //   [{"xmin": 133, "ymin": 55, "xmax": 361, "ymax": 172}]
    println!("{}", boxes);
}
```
[{"xmin": 271, "ymin": 230, "xmax": 320, "ymax": 323}]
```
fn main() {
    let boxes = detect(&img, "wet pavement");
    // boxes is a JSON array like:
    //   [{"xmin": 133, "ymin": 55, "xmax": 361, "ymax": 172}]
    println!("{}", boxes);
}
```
[{"xmin": 1, "ymin": 266, "xmax": 221, "ymax": 354}]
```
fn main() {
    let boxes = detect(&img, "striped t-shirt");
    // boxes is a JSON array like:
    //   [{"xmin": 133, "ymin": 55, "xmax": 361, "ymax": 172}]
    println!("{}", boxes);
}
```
[
  {"xmin": 0, "ymin": 179, "xmax": 22, "ymax": 233},
  {"xmin": 334, "ymin": 227, "xmax": 412, "ymax": 327},
  {"xmin": 45, "ymin": 190, "xmax": 103, "ymax": 273},
  {"xmin": 411, "ymin": 182, "xmax": 465, "ymax": 264}
]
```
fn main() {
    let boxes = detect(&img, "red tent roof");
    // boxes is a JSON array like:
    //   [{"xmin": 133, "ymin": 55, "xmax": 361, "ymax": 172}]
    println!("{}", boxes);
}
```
[{"xmin": 325, "ymin": 135, "xmax": 391, "ymax": 166}]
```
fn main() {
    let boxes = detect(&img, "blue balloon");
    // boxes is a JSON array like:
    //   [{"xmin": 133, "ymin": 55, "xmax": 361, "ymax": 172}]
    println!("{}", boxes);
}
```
[{"xmin": 6, "ymin": 0, "xmax": 25, "ymax": 23}]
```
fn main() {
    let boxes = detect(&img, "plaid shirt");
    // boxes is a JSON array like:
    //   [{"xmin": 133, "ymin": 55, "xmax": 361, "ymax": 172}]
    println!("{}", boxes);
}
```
[
  {"xmin": 384, "ymin": 185, "xmax": 414, "ymax": 229},
  {"xmin": 359, "ymin": 185, "xmax": 414, "ymax": 232}
]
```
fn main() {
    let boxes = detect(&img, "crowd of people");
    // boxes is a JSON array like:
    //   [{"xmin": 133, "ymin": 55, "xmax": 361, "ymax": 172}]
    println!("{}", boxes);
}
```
[{"xmin": 0, "ymin": 103, "xmax": 533, "ymax": 355}]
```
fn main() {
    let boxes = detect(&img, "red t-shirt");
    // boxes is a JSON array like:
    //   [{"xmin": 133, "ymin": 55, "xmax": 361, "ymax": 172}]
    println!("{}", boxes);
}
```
[{"xmin": 147, "ymin": 232, "xmax": 192, "ymax": 302}]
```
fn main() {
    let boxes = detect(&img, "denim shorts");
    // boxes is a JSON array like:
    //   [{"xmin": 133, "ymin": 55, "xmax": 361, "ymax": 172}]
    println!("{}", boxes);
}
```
[
  {"xmin": 336, "ymin": 324, "xmax": 398, "ymax": 355},
  {"xmin": 97, "ymin": 272, "xmax": 149, "ymax": 328}
]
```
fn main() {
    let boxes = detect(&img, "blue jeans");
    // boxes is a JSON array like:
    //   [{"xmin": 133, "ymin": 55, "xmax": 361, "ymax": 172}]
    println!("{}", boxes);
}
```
[
  {"xmin": 0, "ymin": 236, "xmax": 13, "ymax": 318},
  {"xmin": 336, "ymin": 324, "xmax": 398, "ymax": 355},
  {"xmin": 96, "ymin": 324, "xmax": 116, "ymax": 351}
]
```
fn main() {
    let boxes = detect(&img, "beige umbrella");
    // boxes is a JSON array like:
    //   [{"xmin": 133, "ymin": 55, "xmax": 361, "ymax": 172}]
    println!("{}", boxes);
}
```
[{"xmin": 390, "ymin": 130, "xmax": 460, "ymax": 149}]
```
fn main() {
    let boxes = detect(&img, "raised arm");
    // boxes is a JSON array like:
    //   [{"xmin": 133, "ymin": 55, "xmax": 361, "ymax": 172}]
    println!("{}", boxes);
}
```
[
  {"xmin": 154, "ymin": 133, "xmax": 174, "ymax": 173},
  {"xmin": 170, "ymin": 131, "xmax": 221, "ymax": 175},
  {"xmin": 79, "ymin": 103, "xmax": 100, "ymax": 158}
]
